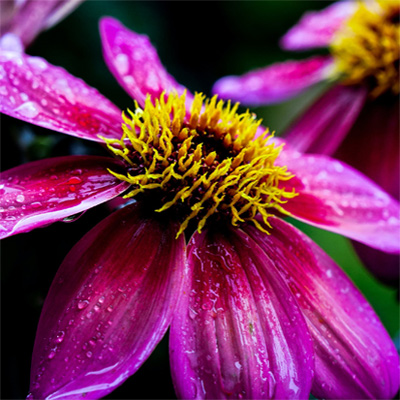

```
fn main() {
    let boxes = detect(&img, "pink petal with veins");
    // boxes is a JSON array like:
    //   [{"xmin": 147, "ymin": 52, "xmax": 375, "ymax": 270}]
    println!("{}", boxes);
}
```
[
  {"xmin": 245, "ymin": 218, "xmax": 400, "ymax": 399},
  {"xmin": 0, "ymin": 50, "xmax": 122, "ymax": 142},
  {"xmin": 280, "ymin": 1, "xmax": 356, "ymax": 51},
  {"xmin": 99, "ymin": 17, "xmax": 192, "ymax": 108},
  {"xmin": 170, "ymin": 226, "xmax": 314, "ymax": 399},
  {"xmin": 278, "ymin": 152, "xmax": 400, "ymax": 253},
  {"xmin": 0, "ymin": 156, "xmax": 130, "ymax": 239},
  {"xmin": 29, "ymin": 203, "xmax": 187, "ymax": 400},
  {"xmin": 212, "ymin": 56, "xmax": 333, "ymax": 106}
]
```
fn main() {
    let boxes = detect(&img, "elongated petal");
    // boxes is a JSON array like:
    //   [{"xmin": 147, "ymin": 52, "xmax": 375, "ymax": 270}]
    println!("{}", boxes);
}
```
[
  {"xmin": 100, "ymin": 17, "xmax": 190, "ymax": 107},
  {"xmin": 29, "ymin": 203, "xmax": 187, "ymax": 399},
  {"xmin": 170, "ymin": 226, "xmax": 314, "ymax": 399},
  {"xmin": 0, "ymin": 0, "xmax": 84, "ymax": 48},
  {"xmin": 278, "ymin": 152, "xmax": 400, "ymax": 253},
  {"xmin": 0, "ymin": 50, "xmax": 122, "ymax": 142},
  {"xmin": 245, "ymin": 218, "xmax": 400, "ymax": 399},
  {"xmin": 212, "ymin": 56, "xmax": 333, "ymax": 106},
  {"xmin": 280, "ymin": 2, "xmax": 356, "ymax": 51},
  {"xmin": 284, "ymin": 84, "xmax": 368, "ymax": 155},
  {"xmin": 335, "ymin": 96, "xmax": 399, "ymax": 200},
  {"xmin": 0, "ymin": 156, "xmax": 129, "ymax": 239}
]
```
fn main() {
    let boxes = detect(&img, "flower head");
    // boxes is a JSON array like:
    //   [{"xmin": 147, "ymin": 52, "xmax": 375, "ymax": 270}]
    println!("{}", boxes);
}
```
[
  {"xmin": 1, "ymin": 16, "xmax": 399, "ymax": 400},
  {"xmin": 212, "ymin": 0, "xmax": 400, "ymax": 283}
]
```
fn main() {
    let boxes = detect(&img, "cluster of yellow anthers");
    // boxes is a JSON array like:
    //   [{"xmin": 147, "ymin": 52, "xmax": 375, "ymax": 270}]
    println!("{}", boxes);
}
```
[
  {"xmin": 102, "ymin": 91, "xmax": 296, "ymax": 237},
  {"xmin": 330, "ymin": 0, "xmax": 400, "ymax": 98}
]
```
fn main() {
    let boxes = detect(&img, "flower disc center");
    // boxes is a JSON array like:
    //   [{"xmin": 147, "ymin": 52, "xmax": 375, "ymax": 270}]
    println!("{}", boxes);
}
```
[
  {"xmin": 103, "ymin": 92, "xmax": 296, "ymax": 237},
  {"xmin": 330, "ymin": 1, "xmax": 400, "ymax": 97}
]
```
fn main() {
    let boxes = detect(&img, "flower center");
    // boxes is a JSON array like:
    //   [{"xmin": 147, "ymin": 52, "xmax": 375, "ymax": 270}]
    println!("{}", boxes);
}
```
[
  {"xmin": 330, "ymin": 1, "xmax": 400, "ymax": 97},
  {"xmin": 102, "ymin": 92, "xmax": 296, "ymax": 237}
]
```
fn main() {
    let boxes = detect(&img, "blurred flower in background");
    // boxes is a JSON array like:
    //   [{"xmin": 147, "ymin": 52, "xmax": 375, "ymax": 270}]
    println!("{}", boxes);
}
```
[
  {"xmin": 1, "ymin": 14, "xmax": 400, "ymax": 400},
  {"xmin": 213, "ymin": 0, "xmax": 400, "ymax": 284},
  {"xmin": 0, "ymin": 0, "xmax": 84, "ymax": 49},
  {"xmin": 1, "ymin": 2, "xmax": 399, "ymax": 400}
]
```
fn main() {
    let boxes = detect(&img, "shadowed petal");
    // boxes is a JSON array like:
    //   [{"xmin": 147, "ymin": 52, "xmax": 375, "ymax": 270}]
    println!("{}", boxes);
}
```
[
  {"xmin": 212, "ymin": 56, "xmax": 333, "ymax": 106},
  {"xmin": 29, "ymin": 203, "xmax": 187, "ymax": 400},
  {"xmin": 335, "ymin": 96, "xmax": 399, "ymax": 200},
  {"xmin": 170, "ymin": 226, "xmax": 314, "ymax": 399},
  {"xmin": 284, "ymin": 85, "xmax": 368, "ymax": 155},
  {"xmin": 0, "ymin": 50, "xmax": 122, "ymax": 142},
  {"xmin": 280, "ymin": 2, "xmax": 356, "ymax": 51},
  {"xmin": 278, "ymin": 152, "xmax": 400, "ymax": 253},
  {"xmin": 100, "ymin": 17, "xmax": 190, "ymax": 107},
  {"xmin": 245, "ymin": 218, "xmax": 400, "ymax": 399},
  {"xmin": 0, "ymin": 0, "xmax": 84, "ymax": 48},
  {"xmin": 0, "ymin": 156, "xmax": 130, "ymax": 239}
]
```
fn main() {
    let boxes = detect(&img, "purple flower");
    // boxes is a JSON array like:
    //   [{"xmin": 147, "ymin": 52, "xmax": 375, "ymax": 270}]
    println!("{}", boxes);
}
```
[
  {"xmin": 212, "ymin": 0, "xmax": 400, "ymax": 283},
  {"xmin": 0, "ymin": 0, "xmax": 84, "ymax": 49},
  {"xmin": 1, "ymin": 17, "xmax": 399, "ymax": 400}
]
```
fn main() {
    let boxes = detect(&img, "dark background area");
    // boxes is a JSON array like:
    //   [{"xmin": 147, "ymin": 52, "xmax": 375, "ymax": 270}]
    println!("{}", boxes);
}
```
[{"xmin": 1, "ymin": 2, "xmax": 399, "ymax": 399}]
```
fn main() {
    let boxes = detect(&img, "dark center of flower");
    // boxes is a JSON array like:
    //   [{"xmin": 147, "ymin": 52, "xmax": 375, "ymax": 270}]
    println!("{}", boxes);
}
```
[
  {"xmin": 330, "ymin": 0, "xmax": 400, "ymax": 98},
  {"xmin": 101, "ymin": 92, "xmax": 296, "ymax": 237}
]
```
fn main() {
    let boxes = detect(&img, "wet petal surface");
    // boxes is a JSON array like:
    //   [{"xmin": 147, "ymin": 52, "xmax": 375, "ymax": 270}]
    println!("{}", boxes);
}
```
[
  {"xmin": 284, "ymin": 84, "xmax": 368, "ymax": 155},
  {"xmin": 281, "ymin": 2, "xmax": 356, "ymax": 51},
  {"xmin": 170, "ymin": 226, "xmax": 314, "ymax": 399},
  {"xmin": 29, "ymin": 203, "xmax": 187, "ymax": 399},
  {"xmin": 212, "ymin": 56, "xmax": 333, "ymax": 106},
  {"xmin": 0, "ymin": 156, "xmax": 129, "ymax": 239},
  {"xmin": 100, "ymin": 17, "xmax": 190, "ymax": 108},
  {"xmin": 0, "ymin": 0, "xmax": 84, "ymax": 48},
  {"xmin": 245, "ymin": 218, "xmax": 400, "ymax": 399},
  {"xmin": 279, "ymin": 152, "xmax": 400, "ymax": 253},
  {"xmin": 0, "ymin": 50, "xmax": 122, "ymax": 142}
]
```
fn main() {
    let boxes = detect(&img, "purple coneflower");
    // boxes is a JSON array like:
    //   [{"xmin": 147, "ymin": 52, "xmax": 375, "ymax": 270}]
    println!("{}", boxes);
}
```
[
  {"xmin": 212, "ymin": 0, "xmax": 400, "ymax": 283},
  {"xmin": 1, "ymin": 17, "xmax": 399, "ymax": 400}
]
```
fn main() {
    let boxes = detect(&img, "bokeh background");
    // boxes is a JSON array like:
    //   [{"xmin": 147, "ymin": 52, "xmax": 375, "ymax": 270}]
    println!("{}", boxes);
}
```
[{"xmin": 2, "ymin": 1, "xmax": 399, "ymax": 399}]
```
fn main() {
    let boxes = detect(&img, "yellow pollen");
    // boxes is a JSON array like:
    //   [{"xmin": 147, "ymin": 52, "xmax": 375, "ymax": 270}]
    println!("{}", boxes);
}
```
[
  {"xmin": 330, "ymin": 1, "xmax": 400, "ymax": 97},
  {"xmin": 102, "ymin": 91, "xmax": 297, "ymax": 237}
]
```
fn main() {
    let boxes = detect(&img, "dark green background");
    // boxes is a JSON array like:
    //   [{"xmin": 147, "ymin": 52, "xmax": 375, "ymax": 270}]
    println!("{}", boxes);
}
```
[{"xmin": 2, "ymin": 1, "xmax": 399, "ymax": 399}]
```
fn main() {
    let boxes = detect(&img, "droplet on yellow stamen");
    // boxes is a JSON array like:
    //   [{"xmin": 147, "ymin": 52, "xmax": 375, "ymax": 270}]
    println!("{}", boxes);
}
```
[
  {"xmin": 330, "ymin": 2, "xmax": 400, "ymax": 97},
  {"xmin": 102, "ymin": 91, "xmax": 297, "ymax": 237}
]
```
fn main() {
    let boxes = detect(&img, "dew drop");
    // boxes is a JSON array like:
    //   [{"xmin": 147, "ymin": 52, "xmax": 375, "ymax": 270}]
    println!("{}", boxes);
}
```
[
  {"xmin": 55, "ymin": 331, "xmax": 65, "ymax": 343},
  {"xmin": 14, "ymin": 101, "xmax": 41, "ymax": 118},
  {"xmin": 77, "ymin": 300, "xmax": 89, "ymax": 310},
  {"xmin": 16, "ymin": 194, "xmax": 25, "ymax": 203},
  {"xmin": 48, "ymin": 351, "xmax": 56, "ymax": 359},
  {"xmin": 106, "ymin": 305, "xmax": 113, "ymax": 312},
  {"xmin": 31, "ymin": 202, "xmax": 42, "ymax": 208},
  {"xmin": 86, "ymin": 351, "xmax": 93, "ymax": 358},
  {"xmin": 68, "ymin": 176, "xmax": 82, "ymax": 185}
]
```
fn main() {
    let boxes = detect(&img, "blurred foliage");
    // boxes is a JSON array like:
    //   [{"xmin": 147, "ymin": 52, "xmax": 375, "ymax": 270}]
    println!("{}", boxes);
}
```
[{"xmin": 1, "ymin": 1, "xmax": 398, "ymax": 399}]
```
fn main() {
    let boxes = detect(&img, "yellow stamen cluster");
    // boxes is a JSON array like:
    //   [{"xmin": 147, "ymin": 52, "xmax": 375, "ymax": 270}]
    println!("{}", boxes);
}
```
[
  {"xmin": 102, "ymin": 92, "xmax": 296, "ymax": 237},
  {"xmin": 330, "ymin": 1, "xmax": 400, "ymax": 97}
]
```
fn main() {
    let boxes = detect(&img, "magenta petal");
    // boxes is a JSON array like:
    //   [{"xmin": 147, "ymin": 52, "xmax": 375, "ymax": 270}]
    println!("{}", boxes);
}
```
[
  {"xmin": 245, "ymin": 218, "xmax": 400, "ymax": 399},
  {"xmin": 170, "ymin": 226, "xmax": 314, "ymax": 399},
  {"xmin": 212, "ymin": 56, "xmax": 333, "ymax": 106},
  {"xmin": 278, "ymin": 152, "xmax": 400, "ymax": 253},
  {"xmin": 0, "ymin": 50, "xmax": 123, "ymax": 142},
  {"xmin": 100, "ymin": 17, "xmax": 190, "ymax": 107},
  {"xmin": 280, "ymin": 1, "xmax": 356, "ymax": 51},
  {"xmin": 29, "ymin": 203, "xmax": 187, "ymax": 399},
  {"xmin": 284, "ymin": 84, "xmax": 368, "ymax": 155},
  {"xmin": 0, "ymin": 156, "xmax": 130, "ymax": 239},
  {"xmin": 1, "ymin": 0, "xmax": 83, "ymax": 47}
]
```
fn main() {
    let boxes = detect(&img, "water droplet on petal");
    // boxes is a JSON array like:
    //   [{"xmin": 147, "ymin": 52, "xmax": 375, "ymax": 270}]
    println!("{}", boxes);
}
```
[
  {"xmin": 16, "ymin": 194, "xmax": 25, "ymax": 203},
  {"xmin": 55, "ymin": 331, "xmax": 65, "ymax": 343},
  {"xmin": 77, "ymin": 300, "xmax": 89, "ymax": 310},
  {"xmin": 14, "ymin": 101, "xmax": 41, "ymax": 118}
]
